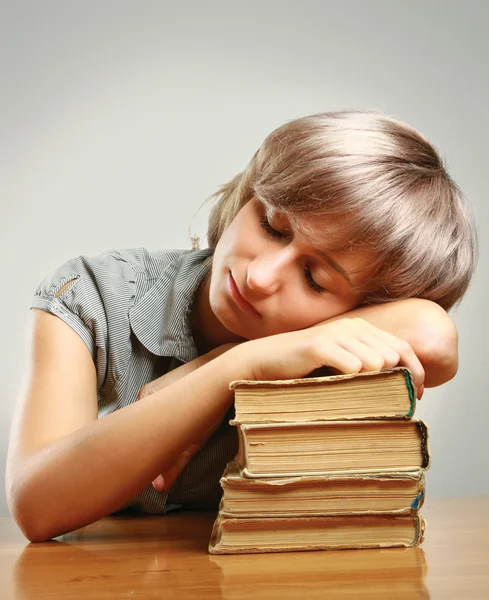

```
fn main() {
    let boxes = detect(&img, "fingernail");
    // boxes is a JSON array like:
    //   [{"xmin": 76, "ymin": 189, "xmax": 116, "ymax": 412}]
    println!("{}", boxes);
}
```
[
  {"xmin": 418, "ymin": 384, "xmax": 424, "ymax": 400},
  {"xmin": 151, "ymin": 474, "xmax": 165, "ymax": 492},
  {"xmin": 152, "ymin": 480, "xmax": 162, "ymax": 491}
]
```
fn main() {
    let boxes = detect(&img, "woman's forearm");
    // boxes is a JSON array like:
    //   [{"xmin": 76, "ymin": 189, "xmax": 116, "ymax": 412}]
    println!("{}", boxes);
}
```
[
  {"xmin": 324, "ymin": 298, "xmax": 459, "ymax": 387},
  {"xmin": 11, "ymin": 352, "xmax": 243, "ymax": 543}
]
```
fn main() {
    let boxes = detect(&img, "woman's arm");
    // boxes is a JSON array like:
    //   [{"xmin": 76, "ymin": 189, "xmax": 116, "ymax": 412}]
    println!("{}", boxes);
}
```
[
  {"xmin": 324, "ymin": 298, "xmax": 458, "ymax": 388},
  {"xmin": 139, "ymin": 298, "xmax": 457, "ymax": 492},
  {"xmin": 6, "ymin": 311, "xmax": 242, "ymax": 543},
  {"xmin": 8, "ymin": 299, "xmax": 449, "ymax": 543}
]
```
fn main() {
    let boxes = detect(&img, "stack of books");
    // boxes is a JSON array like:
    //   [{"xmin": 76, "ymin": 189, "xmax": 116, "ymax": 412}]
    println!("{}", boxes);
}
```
[{"xmin": 208, "ymin": 367, "xmax": 429, "ymax": 554}]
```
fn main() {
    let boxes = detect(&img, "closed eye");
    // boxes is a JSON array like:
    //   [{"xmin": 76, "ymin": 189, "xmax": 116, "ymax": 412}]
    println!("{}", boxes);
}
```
[
  {"xmin": 259, "ymin": 215, "xmax": 285, "ymax": 238},
  {"xmin": 259, "ymin": 215, "xmax": 326, "ymax": 294},
  {"xmin": 304, "ymin": 266, "xmax": 325, "ymax": 294}
]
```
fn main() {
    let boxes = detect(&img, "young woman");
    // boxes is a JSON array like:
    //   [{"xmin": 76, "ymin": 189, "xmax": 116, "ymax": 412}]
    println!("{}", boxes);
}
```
[{"xmin": 6, "ymin": 110, "xmax": 477, "ymax": 542}]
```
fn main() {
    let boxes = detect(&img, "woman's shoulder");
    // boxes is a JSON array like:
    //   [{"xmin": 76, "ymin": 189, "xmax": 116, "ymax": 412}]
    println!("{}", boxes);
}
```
[
  {"xmin": 112, "ymin": 247, "xmax": 192, "ymax": 278},
  {"xmin": 32, "ymin": 247, "xmax": 192, "ymax": 291}
]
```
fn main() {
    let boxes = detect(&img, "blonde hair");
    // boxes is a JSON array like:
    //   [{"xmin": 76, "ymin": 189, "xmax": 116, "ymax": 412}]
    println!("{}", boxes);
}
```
[{"xmin": 201, "ymin": 110, "xmax": 478, "ymax": 311}]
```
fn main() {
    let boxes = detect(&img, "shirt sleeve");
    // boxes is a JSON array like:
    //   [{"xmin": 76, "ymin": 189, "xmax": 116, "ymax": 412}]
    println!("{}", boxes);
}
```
[{"xmin": 30, "ymin": 250, "xmax": 136, "ymax": 395}]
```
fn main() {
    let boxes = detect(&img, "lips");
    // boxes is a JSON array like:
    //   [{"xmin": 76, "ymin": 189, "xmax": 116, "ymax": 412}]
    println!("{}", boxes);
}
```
[{"xmin": 228, "ymin": 272, "xmax": 261, "ymax": 317}]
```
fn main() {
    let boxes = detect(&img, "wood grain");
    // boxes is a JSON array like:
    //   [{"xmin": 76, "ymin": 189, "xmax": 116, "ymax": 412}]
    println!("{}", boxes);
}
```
[{"xmin": 1, "ymin": 497, "xmax": 487, "ymax": 599}]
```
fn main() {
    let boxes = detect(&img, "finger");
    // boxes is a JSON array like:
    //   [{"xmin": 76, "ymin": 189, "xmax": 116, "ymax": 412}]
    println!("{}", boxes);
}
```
[
  {"xmin": 369, "ymin": 332, "xmax": 424, "ymax": 397},
  {"xmin": 355, "ymin": 323, "xmax": 425, "ymax": 398},
  {"xmin": 315, "ymin": 339, "xmax": 363, "ymax": 374},
  {"xmin": 152, "ymin": 474, "xmax": 165, "ymax": 492},
  {"xmin": 354, "ymin": 333, "xmax": 424, "ymax": 400},
  {"xmin": 152, "ymin": 416, "xmax": 225, "ymax": 493},
  {"xmin": 335, "ymin": 337, "xmax": 388, "ymax": 372},
  {"xmin": 153, "ymin": 443, "xmax": 204, "ymax": 493},
  {"xmin": 397, "ymin": 347, "xmax": 424, "ymax": 400},
  {"xmin": 353, "ymin": 334, "xmax": 401, "ymax": 369},
  {"xmin": 162, "ymin": 446, "xmax": 201, "ymax": 491},
  {"xmin": 137, "ymin": 386, "xmax": 148, "ymax": 401}
]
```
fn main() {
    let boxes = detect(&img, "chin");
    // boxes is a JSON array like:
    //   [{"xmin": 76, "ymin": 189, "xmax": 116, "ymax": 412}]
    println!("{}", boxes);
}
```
[
  {"xmin": 210, "ymin": 301, "xmax": 251, "ymax": 343},
  {"xmin": 222, "ymin": 318, "xmax": 254, "ymax": 342},
  {"xmin": 224, "ymin": 319, "xmax": 275, "ymax": 342}
]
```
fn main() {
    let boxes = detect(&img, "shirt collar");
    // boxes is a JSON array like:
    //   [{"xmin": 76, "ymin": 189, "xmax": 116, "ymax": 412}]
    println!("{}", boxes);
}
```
[{"xmin": 129, "ymin": 248, "xmax": 214, "ymax": 362}]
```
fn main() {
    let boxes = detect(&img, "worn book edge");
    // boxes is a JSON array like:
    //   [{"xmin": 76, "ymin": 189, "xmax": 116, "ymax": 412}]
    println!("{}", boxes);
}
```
[
  {"xmin": 230, "ymin": 367, "xmax": 415, "ymax": 419},
  {"xmin": 208, "ymin": 514, "xmax": 426, "ymax": 554},
  {"xmin": 234, "ymin": 419, "xmax": 431, "ymax": 478},
  {"xmin": 229, "ymin": 366, "xmax": 412, "ymax": 389},
  {"xmin": 218, "ymin": 461, "xmax": 425, "ymax": 518}
]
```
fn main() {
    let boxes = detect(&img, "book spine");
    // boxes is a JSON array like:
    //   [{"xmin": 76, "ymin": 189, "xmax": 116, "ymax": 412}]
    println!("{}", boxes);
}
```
[
  {"xmin": 417, "ymin": 420, "xmax": 431, "ymax": 470},
  {"xmin": 416, "ymin": 514, "xmax": 426, "ymax": 545},
  {"xmin": 403, "ymin": 369, "xmax": 416, "ymax": 417},
  {"xmin": 235, "ymin": 425, "xmax": 248, "ymax": 470}
]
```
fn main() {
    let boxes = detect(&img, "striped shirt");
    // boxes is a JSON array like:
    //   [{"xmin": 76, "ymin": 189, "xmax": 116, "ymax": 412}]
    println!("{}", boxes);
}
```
[{"xmin": 30, "ymin": 247, "xmax": 238, "ymax": 514}]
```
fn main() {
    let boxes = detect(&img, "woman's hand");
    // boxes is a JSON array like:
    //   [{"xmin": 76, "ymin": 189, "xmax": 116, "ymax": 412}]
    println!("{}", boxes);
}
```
[
  {"xmin": 139, "ymin": 316, "xmax": 425, "ymax": 491},
  {"xmin": 320, "ymin": 298, "xmax": 458, "ymax": 388},
  {"xmin": 137, "ymin": 343, "xmax": 239, "ymax": 492},
  {"xmin": 234, "ymin": 317, "xmax": 425, "ymax": 399}
]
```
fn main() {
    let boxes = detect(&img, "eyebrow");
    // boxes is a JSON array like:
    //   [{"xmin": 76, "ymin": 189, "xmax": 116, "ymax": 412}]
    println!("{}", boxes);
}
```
[{"xmin": 315, "ymin": 249, "xmax": 352, "ymax": 286}]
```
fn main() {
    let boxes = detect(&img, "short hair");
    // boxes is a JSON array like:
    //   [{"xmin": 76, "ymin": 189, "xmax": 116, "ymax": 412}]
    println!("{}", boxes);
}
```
[{"xmin": 202, "ymin": 110, "xmax": 478, "ymax": 311}]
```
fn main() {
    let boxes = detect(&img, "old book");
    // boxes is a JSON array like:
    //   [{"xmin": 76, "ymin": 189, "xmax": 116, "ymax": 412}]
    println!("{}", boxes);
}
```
[
  {"xmin": 234, "ymin": 419, "xmax": 430, "ymax": 477},
  {"xmin": 229, "ymin": 367, "xmax": 416, "ymax": 423},
  {"xmin": 208, "ymin": 513, "xmax": 426, "ymax": 554},
  {"xmin": 209, "ymin": 544, "xmax": 428, "ymax": 597},
  {"xmin": 218, "ymin": 460, "xmax": 425, "ymax": 517}
]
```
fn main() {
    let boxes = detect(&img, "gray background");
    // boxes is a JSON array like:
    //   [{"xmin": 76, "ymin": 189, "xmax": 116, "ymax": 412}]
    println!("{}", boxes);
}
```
[{"xmin": 1, "ymin": 0, "xmax": 488, "ymax": 517}]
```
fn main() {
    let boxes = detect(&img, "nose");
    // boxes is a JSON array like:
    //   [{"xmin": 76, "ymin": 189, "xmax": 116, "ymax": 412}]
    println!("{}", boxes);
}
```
[{"xmin": 247, "ymin": 247, "xmax": 294, "ymax": 295}]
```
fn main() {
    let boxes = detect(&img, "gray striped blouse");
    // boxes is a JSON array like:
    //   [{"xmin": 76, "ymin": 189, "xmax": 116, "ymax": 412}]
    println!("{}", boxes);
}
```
[{"xmin": 30, "ymin": 247, "xmax": 238, "ymax": 515}]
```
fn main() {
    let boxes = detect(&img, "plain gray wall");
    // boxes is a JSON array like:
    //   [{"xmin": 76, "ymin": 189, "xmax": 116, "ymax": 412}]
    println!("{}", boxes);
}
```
[{"xmin": 1, "ymin": 0, "xmax": 488, "ymax": 518}]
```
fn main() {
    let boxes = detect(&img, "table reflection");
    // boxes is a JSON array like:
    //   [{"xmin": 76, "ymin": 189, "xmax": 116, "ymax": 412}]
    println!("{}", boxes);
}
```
[{"xmin": 11, "ymin": 512, "xmax": 429, "ymax": 599}]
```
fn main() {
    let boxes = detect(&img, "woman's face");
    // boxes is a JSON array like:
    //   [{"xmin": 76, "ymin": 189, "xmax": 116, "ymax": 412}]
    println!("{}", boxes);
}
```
[{"xmin": 200, "ymin": 197, "xmax": 373, "ymax": 345}]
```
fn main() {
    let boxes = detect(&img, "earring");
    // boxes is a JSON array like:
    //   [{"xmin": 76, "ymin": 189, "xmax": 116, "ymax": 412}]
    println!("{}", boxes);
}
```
[{"xmin": 190, "ymin": 233, "xmax": 200, "ymax": 250}]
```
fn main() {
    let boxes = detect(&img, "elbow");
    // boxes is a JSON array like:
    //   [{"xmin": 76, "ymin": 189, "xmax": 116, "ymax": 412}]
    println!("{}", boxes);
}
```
[
  {"xmin": 7, "ymin": 477, "xmax": 56, "ymax": 543},
  {"xmin": 9, "ymin": 503, "xmax": 56, "ymax": 543},
  {"xmin": 413, "ymin": 302, "xmax": 459, "ymax": 387},
  {"xmin": 18, "ymin": 522, "xmax": 54, "ymax": 544},
  {"xmin": 421, "ymin": 339, "xmax": 459, "ymax": 387},
  {"xmin": 21, "ymin": 515, "xmax": 56, "ymax": 543}
]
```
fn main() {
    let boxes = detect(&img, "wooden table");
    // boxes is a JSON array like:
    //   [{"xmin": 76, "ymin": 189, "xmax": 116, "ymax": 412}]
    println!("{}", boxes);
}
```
[{"xmin": 1, "ymin": 498, "xmax": 488, "ymax": 599}]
